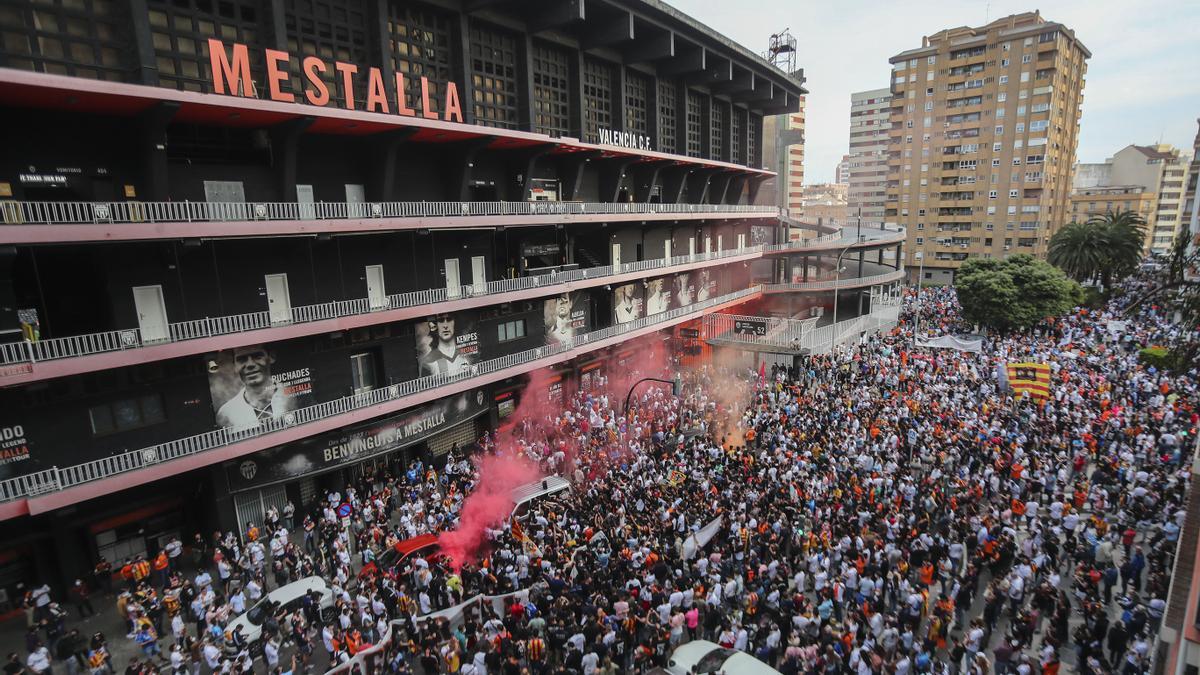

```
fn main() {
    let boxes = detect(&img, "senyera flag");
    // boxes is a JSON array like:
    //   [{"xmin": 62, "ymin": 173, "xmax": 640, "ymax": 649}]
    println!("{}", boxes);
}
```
[{"xmin": 1005, "ymin": 362, "xmax": 1052, "ymax": 400}]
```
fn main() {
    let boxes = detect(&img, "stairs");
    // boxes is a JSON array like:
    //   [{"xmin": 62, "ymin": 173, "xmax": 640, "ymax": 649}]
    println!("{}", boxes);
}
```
[{"xmin": 576, "ymin": 248, "xmax": 604, "ymax": 268}]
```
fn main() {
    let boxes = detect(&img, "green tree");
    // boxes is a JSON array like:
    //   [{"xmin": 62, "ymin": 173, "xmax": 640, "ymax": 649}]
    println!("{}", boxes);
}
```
[
  {"xmin": 1046, "ymin": 209, "xmax": 1147, "ymax": 288},
  {"xmin": 955, "ymin": 254, "xmax": 1081, "ymax": 332}
]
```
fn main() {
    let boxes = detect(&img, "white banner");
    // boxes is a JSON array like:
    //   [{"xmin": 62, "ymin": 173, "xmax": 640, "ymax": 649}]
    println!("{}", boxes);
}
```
[
  {"xmin": 682, "ymin": 516, "xmax": 724, "ymax": 560},
  {"xmin": 914, "ymin": 335, "xmax": 984, "ymax": 353}
]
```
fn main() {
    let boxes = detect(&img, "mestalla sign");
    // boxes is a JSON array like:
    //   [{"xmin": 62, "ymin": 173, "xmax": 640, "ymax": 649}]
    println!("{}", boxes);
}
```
[
  {"xmin": 206, "ymin": 39, "xmax": 464, "ymax": 123},
  {"xmin": 224, "ymin": 388, "xmax": 488, "ymax": 491}
]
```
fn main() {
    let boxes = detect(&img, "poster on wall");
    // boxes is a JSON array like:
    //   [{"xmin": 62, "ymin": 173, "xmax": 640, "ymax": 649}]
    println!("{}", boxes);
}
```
[
  {"xmin": 225, "ymin": 389, "xmax": 489, "ymax": 491},
  {"xmin": 206, "ymin": 344, "xmax": 314, "ymax": 429},
  {"xmin": 645, "ymin": 277, "xmax": 671, "ymax": 316},
  {"xmin": 695, "ymin": 269, "xmax": 716, "ymax": 302},
  {"xmin": 543, "ymin": 292, "xmax": 590, "ymax": 345},
  {"xmin": 415, "ymin": 312, "xmax": 479, "ymax": 377},
  {"xmin": 0, "ymin": 423, "xmax": 32, "ymax": 479},
  {"xmin": 672, "ymin": 273, "xmax": 695, "ymax": 309},
  {"xmin": 612, "ymin": 283, "xmax": 644, "ymax": 324},
  {"xmin": 547, "ymin": 376, "xmax": 564, "ymax": 406},
  {"xmin": 750, "ymin": 225, "xmax": 774, "ymax": 246}
]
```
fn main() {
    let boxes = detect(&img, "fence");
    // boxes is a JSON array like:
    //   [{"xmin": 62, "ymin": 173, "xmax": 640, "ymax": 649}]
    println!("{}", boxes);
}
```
[
  {"xmin": 0, "ymin": 286, "xmax": 759, "ymax": 504},
  {"xmin": 0, "ymin": 246, "xmax": 763, "ymax": 367},
  {"xmin": 1, "ymin": 200, "xmax": 776, "ymax": 226},
  {"xmin": 763, "ymin": 268, "xmax": 906, "ymax": 292}
]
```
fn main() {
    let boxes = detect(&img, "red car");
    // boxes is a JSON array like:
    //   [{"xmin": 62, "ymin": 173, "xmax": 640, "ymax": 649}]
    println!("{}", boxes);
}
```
[{"xmin": 358, "ymin": 533, "xmax": 440, "ymax": 580}]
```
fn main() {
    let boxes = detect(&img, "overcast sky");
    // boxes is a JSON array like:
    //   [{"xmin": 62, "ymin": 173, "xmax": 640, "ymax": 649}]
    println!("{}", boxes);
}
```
[{"xmin": 669, "ymin": 0, "xmax": 1200, "ymax": 184}]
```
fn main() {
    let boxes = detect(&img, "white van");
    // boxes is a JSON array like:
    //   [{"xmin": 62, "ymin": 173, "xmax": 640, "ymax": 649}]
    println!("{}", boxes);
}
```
[{"xmin": 511, "ymin": 475, "xmax": 570, "ymax": 521}]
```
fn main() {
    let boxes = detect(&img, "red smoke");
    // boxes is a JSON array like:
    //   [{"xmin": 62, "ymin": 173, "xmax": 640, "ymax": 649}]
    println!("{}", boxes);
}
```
[{"xmin": 437, "ymin": 453, "xmax": 542, "ymax": 572}]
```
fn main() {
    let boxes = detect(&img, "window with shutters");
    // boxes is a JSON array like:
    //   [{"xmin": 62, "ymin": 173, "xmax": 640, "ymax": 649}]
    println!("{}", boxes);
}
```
[
  {"xmin": 0, "ymin": 0, "xmax": 133, "ymax": 81},
  {"xmin": 624, "ymin": 70, "xmax": 649, "ymax": 137},
  {"xmin": 583, "ymin": 57, "xmax": 613, "ymax": 143},
  {"xmin": 531, "ymin": 41, "xmax": 570, "ymax": 137},
  {"xmin": 710, "ymin": 100, "xmax": 726, "ymax": 160},
  {"xmin": 657, "ymin": 80, "xmax": 678, "ymax": 154},
  {"xmin": 730, "ymin": 108, "xmax": 745, "ymax": 165},
  {"xmin": 469, "ymin": 21, "xmax": 518, "ymax": 129},
  {"xmin": 685, "ymin": 90, "xmax": 704, "ymax": 158},
  {"xmin": 148, "ymin": 0, "xmax": 266, "ymax": 92},
  {"xmin": 284, "ymin": 0, "xmax": 370, "ymax": 108},
  {"xmin": 747, "ymin": 113, "xmax": 760, "ymax": 167},
  {"xmin": 388, "ymin": 5, "xmax": 453, "ymax": 116}
]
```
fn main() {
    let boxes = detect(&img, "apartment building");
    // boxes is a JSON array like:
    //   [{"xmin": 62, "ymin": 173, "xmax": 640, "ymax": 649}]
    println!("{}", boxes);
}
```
[
  {"xmin": 886, "ymin": 11, "xmax": 1089, "ymax": 284},
  {"xmin": 1073, "ymin": 144, "xmax": 1192, "ymax": 255},
  {"xmin": 835, "ymin": 154, "xmax": 851, "ymax": 185},
  {"xmin": 1186, "ymin": 120, "xmax": 1200, "ymax": 247},
  {"xmin": 849, "ymin": 88, "xmax": 893, "ymax": 228}
]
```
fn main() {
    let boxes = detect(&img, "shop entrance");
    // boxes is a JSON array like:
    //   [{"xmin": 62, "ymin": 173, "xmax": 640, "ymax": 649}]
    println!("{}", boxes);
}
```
[{"xmin": 233, "ymin": 484, "xmax": 289, "ymax": 535}]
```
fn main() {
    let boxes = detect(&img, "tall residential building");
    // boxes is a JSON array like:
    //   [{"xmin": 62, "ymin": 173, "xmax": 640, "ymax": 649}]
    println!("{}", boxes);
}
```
[
  {"xmin": 849, "ymin": 88, "xmax": 893, "ymax": 228},
  {"xmin": 762, "ymin": 99, "xmax": 807, "ymax": 212},
  {"xmin": 835, "ymin": 155, "xmax": 851, "ymax": 185},
  {"xmin": 789, "ymin": 98, "xmax": 807, "ymax": 212},
  {"xmin": 1071, "ymin": 144, "xmax": 1192, "ymax": 254},
  {"xmin": 1182, "ymin": 120, "xmax": 1200, "ymax": 246},
  {"xmin": 886, "ymin": 11, "xmax": 1089, "ymax": 284}
]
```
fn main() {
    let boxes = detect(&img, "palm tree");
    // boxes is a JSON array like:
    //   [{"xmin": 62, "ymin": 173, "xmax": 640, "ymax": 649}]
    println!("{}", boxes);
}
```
[
  {"xmin": 1048, "ymin": 220, "xmax": 1107, "ymax": 284},
  {"xmin": 1088, "ymin": 209, "xmax": 1147, "ymax": 287},
  {"xmin": 1047, "ymin": 209, "xmax": 1147, "ymax": 289}
]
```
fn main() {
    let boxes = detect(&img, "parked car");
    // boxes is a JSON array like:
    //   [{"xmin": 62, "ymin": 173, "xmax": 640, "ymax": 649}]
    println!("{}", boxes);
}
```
[
  {"xmin": 665, "ymin": 640, "xmax": 781, "ymax": 675},
  {"xmin": 224, "ymin": 576, "xmax": 334, "ymax": 653}
]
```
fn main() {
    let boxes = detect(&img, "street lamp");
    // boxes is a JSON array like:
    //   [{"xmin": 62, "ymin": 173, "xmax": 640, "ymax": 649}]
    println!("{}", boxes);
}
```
[
  {"xmin": 913, "ymin": 250, "xmax": 925, "ymax": 337},
  {"xmin": 829, "ymin": 244, "xmax": 854, "ymax": 354}
]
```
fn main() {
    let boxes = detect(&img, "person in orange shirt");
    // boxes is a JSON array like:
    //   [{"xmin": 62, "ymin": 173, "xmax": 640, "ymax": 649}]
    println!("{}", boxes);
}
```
[{"xmin": 152, "ymin": 551, "xmax": 169, "ymax": 588}]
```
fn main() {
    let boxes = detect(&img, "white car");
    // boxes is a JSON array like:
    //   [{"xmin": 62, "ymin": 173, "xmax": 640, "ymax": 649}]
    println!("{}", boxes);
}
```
[
  {"xmin": 224, "ymin": 577, "xmax": 334, "ymax": 652},
  {"xmin": 665, "ymin": 640, "xmax": 781, "ymax": 675}
]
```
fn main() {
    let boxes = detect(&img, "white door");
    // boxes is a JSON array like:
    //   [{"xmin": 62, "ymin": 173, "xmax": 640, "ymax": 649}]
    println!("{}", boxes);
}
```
[
  {"xmin": 445, "ymin": 259, "xmax": 461, "ymax": 298},
  {"xmin": 203, "ymin": 180, "xmax": 246, "ymax": 221},
  {"xmin": 737, "ymin": 233, "xmax": 746, "ymax": 249},
  {"xmin": 265, "ymin": 274, "xmax": 292, "ymax": 324},
  {"xmin": 365, "ymin": 265, "xmax": 386, "ymax": 309},
  {"xmin": 345, "ymin": 184, "xmax": 366, "ymax": 218},
  {"xmin": 471, "ymin": 256, "xmax": 486, "ymax": 294},
  {"xmin": 663, "ymin": 239, "xmax": 672, "ymax": 261},
  {"xmin": 717, "ymin": 235, "xmax": 723, "ymax": 251},
  {"xmin": 611, "ymin": 243, "xmax": 621, "ymax": 269},
  {"xmin": 132, "ymin": 285, "xmax": 169, "ymax": 343},
  {"xmin": 705, "ymin": 236, "xmax": 713, "ymax": 254},
  {"xmin": 296, "ymin": 184, "xmax": 315, "ymax": 220},
  {"xmin": 688, "ymin": 237, "xmax": 696, "ymax": 257}
]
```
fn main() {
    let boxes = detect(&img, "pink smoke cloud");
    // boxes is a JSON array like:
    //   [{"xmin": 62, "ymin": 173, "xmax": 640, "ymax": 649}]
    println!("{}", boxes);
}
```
[{"xmin": 437, "ymin": 453, "xmax": 542, "ymax": 572}]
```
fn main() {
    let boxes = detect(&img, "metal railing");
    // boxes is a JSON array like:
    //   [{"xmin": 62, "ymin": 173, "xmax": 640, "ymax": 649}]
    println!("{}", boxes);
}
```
[
  {"xmin": 0, "ymin": 246, "xmax": 763, "ymax": 367},
  {"xmin": 763, "ymin": 268, "xmax": 906, "ymax": 291},
  {"xmin": 0, "ymin": 286, "xmax": 759, "ymax": 504},
  {"xmin": 801, "ymin": 304, "xmax": 902, "ymax": 354},
  {"xmin": 702, "ymin": 313, "xmax": 822, "ymax": 350},
  {"xmin": 0, "ymin": 200, "xmax": 777, "ymax": 226},
  {"xmin": 764, "ymin": 227, "xmax": 906, "ymax": 252}
]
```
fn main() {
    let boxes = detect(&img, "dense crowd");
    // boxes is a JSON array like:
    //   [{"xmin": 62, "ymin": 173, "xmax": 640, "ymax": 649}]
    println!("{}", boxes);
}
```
[{"xmin": 11, "ymin": 273, "xmax": 1197, "ymax": 675}]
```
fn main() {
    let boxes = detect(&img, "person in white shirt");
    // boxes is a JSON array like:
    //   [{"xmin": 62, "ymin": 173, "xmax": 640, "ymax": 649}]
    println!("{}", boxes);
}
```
[{"xmin": 26, "ymin": 646, "xmax": 51, "ymax": 675}]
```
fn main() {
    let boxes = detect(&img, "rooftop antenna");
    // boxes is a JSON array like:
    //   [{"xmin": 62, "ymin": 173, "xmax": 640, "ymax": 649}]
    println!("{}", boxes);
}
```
[{"xmin": 766, "ymin": 29, "xmax": 797, "ymax": 76}]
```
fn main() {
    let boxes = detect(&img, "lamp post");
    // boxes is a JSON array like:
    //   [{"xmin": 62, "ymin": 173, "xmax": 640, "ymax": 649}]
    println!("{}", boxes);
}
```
[
  {"xmin": 829, "ymin": 244, "xmax": 854, "ymax": 354},
  {"xmin": 914, "ymin": 250, "xmax": 925, "ymax": 338}
]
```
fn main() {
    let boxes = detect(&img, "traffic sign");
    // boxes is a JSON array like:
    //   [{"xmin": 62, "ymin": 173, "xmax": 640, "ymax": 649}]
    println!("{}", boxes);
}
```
[{"xmin": 337, "ymin": 502, "xmax": 353, "ymax": 518}]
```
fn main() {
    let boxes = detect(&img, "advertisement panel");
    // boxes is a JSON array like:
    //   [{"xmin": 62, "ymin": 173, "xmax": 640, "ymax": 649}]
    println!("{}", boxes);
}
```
[
  {"xmin": 695, "ymin": 269, "xmax": 716, "ymax": 302},
  {"xmin": 734, "ymin": 318, "xmax": 769, "ymax": 337},
  {"xmin": 672, "ymin": 272, "xmax": 695, "ymax": 309},
  {"xmin": 205, "ymin": 344, "xmax": 314, "ymax": 429},
  {"xmin": 226, "ymin": 389, "xmax": 489, "ymax": 491},
  {"xmin": 543, "ymin": 292, "xmax": 590, "ymax": 345},
  {"xmin": 612, "ymin": 282, "xmax": 643, "ymax": 324},
  {"xmin": 645, "ymin": 277, "xmax": 671, "ymax": 316},
  {"xmin": 0, "ymin": 424, "xmax": 32, "ymax": 479},
  {"xmin": 415, "ymin": 311, "xmax": 479, "ymax": 377}
]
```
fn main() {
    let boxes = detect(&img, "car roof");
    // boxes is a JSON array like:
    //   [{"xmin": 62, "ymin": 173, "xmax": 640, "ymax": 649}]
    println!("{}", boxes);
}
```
[
  {"xmin": 393, "ymin": 533, "xmax": 440, "ymax": 556},
  {"xmin": 511, "ymin": 475, "xmax": 570, "ymax": 507},
  {"xmin": 265, "ymin": 577, "xmax": 327, "ymax": 603}
]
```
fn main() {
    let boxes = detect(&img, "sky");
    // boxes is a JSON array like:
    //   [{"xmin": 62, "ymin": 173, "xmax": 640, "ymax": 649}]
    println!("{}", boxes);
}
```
[{"xmin": 669, "ymin": 0, "xmax": 1200, "ymax": 184}]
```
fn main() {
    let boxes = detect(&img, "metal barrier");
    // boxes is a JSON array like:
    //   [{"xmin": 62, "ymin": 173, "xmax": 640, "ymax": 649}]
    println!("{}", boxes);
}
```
[
  {"xmin": 763, "ymin": 268, "xmax": 907, "ymax": 292},
  {"xmin": 0, "ymin": 287, "xmax": 759, "ymax": 504},
  {"xmin": 0, "ymin": 247, "xmax": 763, "ymax": 367},
  {"xmin": 1, "ymin": 200, "xmax": 777, "ymax": 226}
]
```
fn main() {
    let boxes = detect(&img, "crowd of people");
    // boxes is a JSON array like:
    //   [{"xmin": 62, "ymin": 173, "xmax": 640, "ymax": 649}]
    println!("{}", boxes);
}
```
[{"xmin": 9, "ymin": 270, "xmax": 1197, "ymax": 675}]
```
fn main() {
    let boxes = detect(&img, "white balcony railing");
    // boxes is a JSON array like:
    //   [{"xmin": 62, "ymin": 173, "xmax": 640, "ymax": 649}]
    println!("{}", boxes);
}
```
[
  {"xmin": 0, "ymin": 286, "xmax": 760, "ymax": 504},
  {"xmin": 0, "ymin": 200, "xmax": 777, "ymax": 226},
  {"xmin": 0, "ymin": 246, "xmax": 763, "ymax": 367},
  {"xmin": 763, "ymin": 268, "xmax": 907, "ymax": 291}
]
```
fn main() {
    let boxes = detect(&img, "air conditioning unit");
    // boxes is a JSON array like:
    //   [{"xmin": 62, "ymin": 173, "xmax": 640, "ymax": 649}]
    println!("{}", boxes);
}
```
[
  {"xmin": 960, "ymin": 244, "xmax": 969, "ymax": 249},
  {"xmin": 811, "ymin": 306, "xmax": 824, "ymax": 318},
  {"xmin": 1004, "ymin": 245, "xmax": 1011, "ymax": 250}
]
